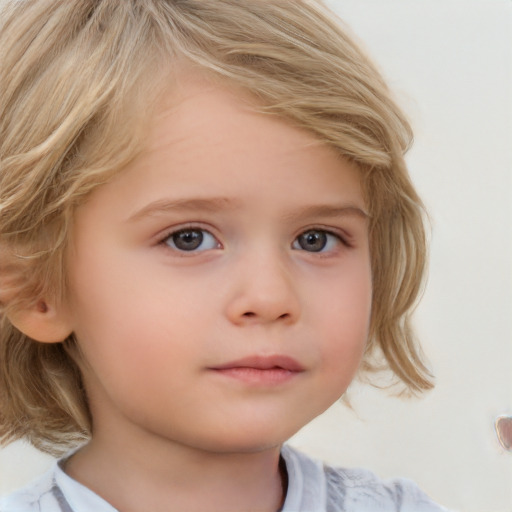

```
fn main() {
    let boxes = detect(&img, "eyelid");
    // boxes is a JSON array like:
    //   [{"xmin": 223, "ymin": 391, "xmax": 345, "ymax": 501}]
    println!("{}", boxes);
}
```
[
  {"xmin": 294, "ymin": 225, "xmax": 353, "ymax": 247},
  {"xmin": 292, "ymin": 229, "xmax": 345, "ymax": 253},
  {"xmin": 156, "ymin": 223, "xmax": 223, "ymax": 252},
  {"xmin": 152, "ymin": 223, "xmax": 357, "ymax": 254}
]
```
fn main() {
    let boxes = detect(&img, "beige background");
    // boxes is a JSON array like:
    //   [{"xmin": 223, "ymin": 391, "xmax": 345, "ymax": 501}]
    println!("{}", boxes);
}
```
[{"xmin": 1, "ymin": 1, "xmax": 512, "ymax": 511}]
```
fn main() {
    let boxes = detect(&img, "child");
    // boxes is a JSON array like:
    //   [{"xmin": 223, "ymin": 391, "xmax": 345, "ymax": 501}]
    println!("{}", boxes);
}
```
[{"xmin": 0, "ymin": 0, "xmax": 449, "ymax": 510}]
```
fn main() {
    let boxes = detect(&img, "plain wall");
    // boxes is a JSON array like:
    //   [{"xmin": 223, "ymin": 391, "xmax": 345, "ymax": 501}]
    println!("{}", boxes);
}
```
[{"xmin": 1, "ymin": 1, "xmax": 511, "ymax": 511}]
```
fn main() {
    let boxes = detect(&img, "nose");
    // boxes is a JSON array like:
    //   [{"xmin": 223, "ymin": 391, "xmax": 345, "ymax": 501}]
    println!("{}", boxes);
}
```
[{"xmin": 224, "ymin": 250, "xmax": 301, "ymax": 326}]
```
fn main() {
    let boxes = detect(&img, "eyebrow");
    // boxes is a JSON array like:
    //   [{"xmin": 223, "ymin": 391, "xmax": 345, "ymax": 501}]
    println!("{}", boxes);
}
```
[
  {"xmin": 126, "ymin": 197, "xmax": 241, "ymax": 222},
  {"xmin": 126, "ymin": 197, "xmax": 369, "ymax": 223},
  {"xmin": 281, "ymin": 204, "xmax": 369, "ymax": 222}
]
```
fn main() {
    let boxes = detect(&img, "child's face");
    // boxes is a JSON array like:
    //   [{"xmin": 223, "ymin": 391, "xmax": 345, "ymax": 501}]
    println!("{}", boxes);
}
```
[{"xmin": 65, "ymin": 77, "xmax": 372, "ymax": 453}]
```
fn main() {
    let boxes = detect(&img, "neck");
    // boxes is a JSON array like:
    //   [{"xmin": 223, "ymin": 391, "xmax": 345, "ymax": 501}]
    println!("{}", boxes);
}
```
[{"xmin": 65, "ymin": 431, "xmax": 286, "ymax": 512}]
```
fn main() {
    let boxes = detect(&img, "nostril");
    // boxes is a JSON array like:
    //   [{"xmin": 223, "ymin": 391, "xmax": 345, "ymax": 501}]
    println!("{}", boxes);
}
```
[{"xmin": 243, "ymin": 312, "xmax": 256, "ymax": 318}]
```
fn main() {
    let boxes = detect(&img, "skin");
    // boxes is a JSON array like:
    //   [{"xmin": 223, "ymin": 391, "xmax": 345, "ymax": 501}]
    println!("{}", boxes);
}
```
[{"xmin": 59, "ymin": 76, "xmax": 373, "ymax": 512}]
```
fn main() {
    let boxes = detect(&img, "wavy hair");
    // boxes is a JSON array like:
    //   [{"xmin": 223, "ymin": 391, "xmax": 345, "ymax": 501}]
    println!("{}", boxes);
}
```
[{"xmin": 0, "ymin": 0, "xmax": 432, "ymax": 455}]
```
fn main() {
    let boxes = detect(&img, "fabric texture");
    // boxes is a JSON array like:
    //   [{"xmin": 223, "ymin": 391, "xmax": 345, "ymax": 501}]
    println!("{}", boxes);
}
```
[
  {"xmin": 1, "ymin": 445, "xmax": 450, "ymax": 512},
  {"xmin": 280, "ymin": 446, "xmax": 450, "ymax": 512}
]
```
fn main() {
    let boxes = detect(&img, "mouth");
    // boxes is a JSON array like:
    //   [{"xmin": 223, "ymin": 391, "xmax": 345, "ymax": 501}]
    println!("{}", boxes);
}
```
[{"xmin": 209, "ymin": 355, "xmax": 305, "ymax": 385}]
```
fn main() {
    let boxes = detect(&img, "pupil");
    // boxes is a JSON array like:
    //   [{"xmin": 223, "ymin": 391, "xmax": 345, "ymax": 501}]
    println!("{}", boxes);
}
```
[
  {"xmin": 173, "ymin": 230, "xmax": 203, "ymax": 250},
  {"xmin": 300, "ymin": 231, "xmax": 326, "ymax": 252}
]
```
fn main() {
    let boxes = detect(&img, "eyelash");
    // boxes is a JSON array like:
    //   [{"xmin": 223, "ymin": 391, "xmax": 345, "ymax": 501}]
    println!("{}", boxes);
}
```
[
  {"xmin": 291, "ymin": 229, "xmax": 349, "ymax": 254},
  {"xmin": 159, "ymin": 226, "xmax": 221, "ymax": 253},
  {"xmin": 157, "ymin": 226, "xmax": 351, "ymax": 255}
]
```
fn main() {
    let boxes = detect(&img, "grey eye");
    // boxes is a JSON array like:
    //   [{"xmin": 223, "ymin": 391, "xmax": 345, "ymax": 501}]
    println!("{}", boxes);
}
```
[
  {"xmin": 293, "ymin": 230, "xmax": 339, "ymax": 253},
  {"xmin": 165, "ymin": 229, "xmax": 218, "ymax": 252}
]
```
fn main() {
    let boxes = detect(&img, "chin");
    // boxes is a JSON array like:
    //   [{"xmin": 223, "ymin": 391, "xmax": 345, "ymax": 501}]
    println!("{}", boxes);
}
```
[{"xmin": 185, "ymin": 423, "xmax": 301, "ymax": 455}]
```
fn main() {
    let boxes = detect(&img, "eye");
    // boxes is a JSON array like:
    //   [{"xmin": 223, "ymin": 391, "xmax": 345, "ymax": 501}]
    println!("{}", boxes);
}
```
[
  {"xmin": 292, "ymin": 229, "xmax": 342, "ymax": 253},
  {"xmin": 163, "ymin": 228, "xmax": 219, "ymax": 252}
]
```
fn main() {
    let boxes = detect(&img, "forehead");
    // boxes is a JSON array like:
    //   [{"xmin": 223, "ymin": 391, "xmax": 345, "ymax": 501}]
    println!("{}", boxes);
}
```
[
  {"xmin": 127, "ymin": 74, "xmax": 362, "ymax": 193},
  {"xmin": 146, "ymin": 75, "xmax": 318, "ymax": 155},
  {"xmin": 73, "ymin": 74, "xmax": 367, "ymax": 232}
]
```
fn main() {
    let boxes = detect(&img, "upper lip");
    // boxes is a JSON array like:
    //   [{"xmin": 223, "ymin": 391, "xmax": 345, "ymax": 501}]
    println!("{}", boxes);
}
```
[{"xmin": 211, "ymin": 355, "xmax": 305, "ymax": 372}]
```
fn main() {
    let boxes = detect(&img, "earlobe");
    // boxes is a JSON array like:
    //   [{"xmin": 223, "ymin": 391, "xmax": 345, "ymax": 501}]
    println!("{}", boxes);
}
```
[{"xmin": 8, "ymin": 299, "xmax": 73, "ymax": 343}]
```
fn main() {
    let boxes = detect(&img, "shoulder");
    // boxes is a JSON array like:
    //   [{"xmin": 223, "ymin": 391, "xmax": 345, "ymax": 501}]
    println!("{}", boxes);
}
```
[
  {"xmin": 324, "ymin": 463, "xmax": 450, "ymax": 512},
  {"xmin": 1, "ymin": 458, "xmax": 118, "ymax": 512},
  {"xmin": 1, "ymin": 466, "xmax": 59, "ymax": 512},
  {"xmin": 282, "ymin": 445, "xmax": 451, "ymax": 512}
]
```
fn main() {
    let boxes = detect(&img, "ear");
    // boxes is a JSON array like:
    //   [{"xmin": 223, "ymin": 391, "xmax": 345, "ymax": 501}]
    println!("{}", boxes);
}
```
[{"xmin": 8, "ymin": 299, "xmax": 73, "ymax": 343}]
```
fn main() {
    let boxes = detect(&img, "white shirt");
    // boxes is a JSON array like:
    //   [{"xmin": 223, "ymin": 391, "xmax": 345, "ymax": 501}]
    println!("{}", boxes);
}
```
[{"xmin": 1, "ymin": 445, "xmax": 450, "ymax": 512}]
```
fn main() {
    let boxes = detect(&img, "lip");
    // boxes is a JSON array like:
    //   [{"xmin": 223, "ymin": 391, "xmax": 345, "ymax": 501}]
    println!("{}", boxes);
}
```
[{"xmin": 209, "ymin": 355, "xmax": 305, "ymax": 385}]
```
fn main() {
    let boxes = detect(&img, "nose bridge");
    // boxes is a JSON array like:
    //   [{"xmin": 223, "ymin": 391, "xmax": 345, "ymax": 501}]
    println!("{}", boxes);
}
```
[{"xmin": 226, "ymin": 244, "xmax": 300, "ymax": 324}]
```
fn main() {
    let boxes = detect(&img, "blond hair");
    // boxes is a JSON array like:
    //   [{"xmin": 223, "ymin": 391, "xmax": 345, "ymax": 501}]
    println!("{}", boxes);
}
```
[{"xmin": 0, "ymin": 0, "xmax": 432, "ymax": 455}]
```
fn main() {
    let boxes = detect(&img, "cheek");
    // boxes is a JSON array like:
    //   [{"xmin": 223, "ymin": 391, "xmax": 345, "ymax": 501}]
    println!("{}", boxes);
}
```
[
  {"xmin": 317, "ymin": 261, "xmax": 372, "ymax": 329},
  {"xmin": 74, "ymin": 307, "xmax": 195, "ymax": 421},
  {"xmin": 312, "ymin": 265, "xmax": 371, "ymax": 373},
  {"xmin": 68, "ymin": 241, "xmax": 220, "ymax": 369}
]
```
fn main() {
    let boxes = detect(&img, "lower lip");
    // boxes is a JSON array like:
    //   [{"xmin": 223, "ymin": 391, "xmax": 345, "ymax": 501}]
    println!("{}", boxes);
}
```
[{"xmin": 211, "ymin": 367, "xmax": 300, "ymax": 385}]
